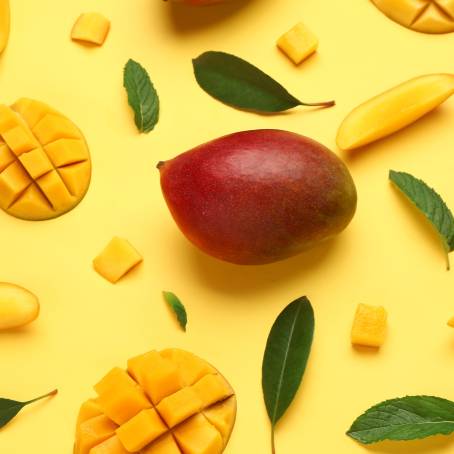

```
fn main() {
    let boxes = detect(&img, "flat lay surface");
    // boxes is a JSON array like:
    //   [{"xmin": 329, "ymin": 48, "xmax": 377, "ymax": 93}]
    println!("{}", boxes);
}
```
[{"xmin": 1, "ymin": 0, "xmax": 454, "ymax": 453}]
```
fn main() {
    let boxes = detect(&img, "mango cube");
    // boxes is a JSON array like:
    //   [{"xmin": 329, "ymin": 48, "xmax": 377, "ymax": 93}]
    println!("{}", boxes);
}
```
[
  {"xmin": 76, "ymin": 399, "xmax": 103, "ymax": 428},
  {"xmin": 93, "ymin": 237, "xmax": 143, "ymax": 284},
  {"xmin": 71, "ymin": 13, "xmax": 111, "ymax": 46},
  {"xmin": 203, "ymin": 397, "xmax": 237, "ymax": 446},
  {"xmin": 351, "ymin": 303, "xmax": 387, "ymax": 348},
  {"xmin": 157, "ymin": 387, "xmax": 203, "ymax": 428},
  {"xmin": 277, "ymin": 22, "xmax": 318, "ymax": 65},
  {"xmin": 2, "ymin": 125, "xmax": 38, "ymax": 155},
  {"xmin": 192, "ymin": 375, "xmax": 233, "ymax": 408},
  {"xmin": 142, "ymin": 434, "xmax": 181, "ymax": 454},
  {"xmin": 76, "ymin": 415, "xmax": 117, "ymax": 454},
  {"xmin": 116, "ymin": 409, "xmax": 167, "ymax": 452},
  {"xmin": 94, "ymin": 367, "xmax": 137, "ymax": 396},
  {"xmin": 19, "ymin": 148, "xmax": 53, "ymax": 179},
  {"xmin": 90, "ymin": 435, "xmax": 129, "ymax": 454}
]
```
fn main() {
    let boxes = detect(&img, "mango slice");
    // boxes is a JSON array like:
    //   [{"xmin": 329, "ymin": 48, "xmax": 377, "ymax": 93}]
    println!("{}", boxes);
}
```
[
  {"xmin": 93, "ymin": 237, "xmax": 143, "ymax": 284},
  {"xmin": 372, "ymin": 0, "xmax": 454, "ymax": 34},
  {"xmin": 351, "ymin": 304, "xmax": 388, "ymax": 348},
  {"xmin": 277, "ymin": 22, "xmax": 318, "ymax": 65},
  {"xmin": 0, "ymin": 98, "xmax": 91, "ymax": 220},
  {"xmin": 337, "ymin": 74, "xmax": 454, "ymax": 151},
  {"xmin": 0, "ymin": 0, "xmax": 9, "ymax": 54},
  {"xmin": 0, "ymin": 282, "xmax": 39, "ymax": 330},
  {"xmin": 71, "ymin": 13, "xmax": 111, "ymax": 46},
  {"xmin": 74, "ymin": 349, "xmax": 236, "ymax": 454}
]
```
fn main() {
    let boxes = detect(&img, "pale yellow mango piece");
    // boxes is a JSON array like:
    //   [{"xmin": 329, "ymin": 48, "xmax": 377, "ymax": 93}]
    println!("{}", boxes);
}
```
[
  {"xmin": 77, "ymin": 399, "xmax": 104, "ymax": 428},
  {"xmin": 89, "ymin": 436, "xmax": 128, "ymax": 454},
  {"xmin": 192, "ymin": 375, "xmax": 233, "ymax": 408},
  {"xmin": 157, "ymin": 387, "xmax": 203, "ymax": 428},
  {"xmin": 93, "ymin": 237, "xmax": 143, "ymax": 284},
  {"xmin": 0, "ymin": 99, "xmax": 91, "ymax": 220},
  {"xmin": 0, "ymin": 282, "xmax": 39, "ymax": 330},
  {"xmin": 71, "ymin": 13, "xmax": 111, "ymax": 46},
  {"xmin": 0, "ymin": 0, "xmax": 9, "ymax": 54},
  {"xmin": 371, "ymin": 0, "xmax": 454, "ymax": 34},
  {"xmin": 173, "ymin": 414, "xmax": 223, "ymax": 454},
  {"xmin": 277, "ymin": 22, "xmax": 318, "ymax": 65},
  {"xmin": 447, "ymin": 316, "xmax": 454, "ymax": 327},
  {"xmin": 351, "ymin": 303, "xmax": 387, "ymax": 348},
  {"xmin": 116, "ymin": 409, "xmax": 167, "ymax": 452},
  {"xmin": 94, "ymin": 368, "xmax": 137, "ymax": 396},
  {"xmin": 337, "ymin": 74, "xmax": 454, "ymax": 151},
  {"xmin": 77, "ymin": 416, "xmax": 118, "ymax": 454},
  {"xmin": 142, "ymin": 434, "xmax": 181, "ymax": 454},
  {"xmin": 203, "ymin": 397, "xmax": 237, "ymax": 447}
]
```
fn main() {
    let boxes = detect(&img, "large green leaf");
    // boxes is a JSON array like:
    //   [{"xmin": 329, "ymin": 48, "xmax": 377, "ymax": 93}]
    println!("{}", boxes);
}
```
[
  {"xmin": 347, "ymin": 395, "xmax": 454, "ymax": 444},
  {"xmin": 193, "ymin": 51, "xmax": 334, "ymax": 113}
]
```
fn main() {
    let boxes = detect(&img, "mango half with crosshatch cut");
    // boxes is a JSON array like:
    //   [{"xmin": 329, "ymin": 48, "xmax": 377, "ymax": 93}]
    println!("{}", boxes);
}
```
[
  {"xmin": 74, "ymin": 349, "xmax": 236, "ymax": 454},
  {"xmin": 0, "ymin": 98, "xmax": 91, "ymax": 220}
]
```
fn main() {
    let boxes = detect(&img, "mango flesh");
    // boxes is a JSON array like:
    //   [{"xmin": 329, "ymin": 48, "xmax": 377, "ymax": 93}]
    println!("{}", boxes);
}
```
[
  {"xmin": 71, "ymin": 13, "xmax": 111, "ymax": 46},
  {"xmin": 351, "ymin": 303, "xmax": 388, "ymax": 348},
  {"xmin": 277, "ymin": 22, "xmax": 319, "ymax": 65},
  {"xmin": 0, "ymin": 98, "xmax": 91, "ymax": 220},
  {"xmin": 337, "ymin": 74, "xmax": 454, "ymax": 151},
  {"xmin": 158, "ymin": 129, "xmax": 357, "ymax": 265},
  {"xmin": 0, "ymin": 282, "xmax": 39, "ymax": 330},
  {"xmin": 0, "ymin": 0, "xmax": 9, "ymax": 54},
  {"xmin": 74, "ymin": 349, "xmax": 236, "ymax": 454},
  {"xmin": 372, "ymin": 0, "xmax": 454, "ymax": 34}
]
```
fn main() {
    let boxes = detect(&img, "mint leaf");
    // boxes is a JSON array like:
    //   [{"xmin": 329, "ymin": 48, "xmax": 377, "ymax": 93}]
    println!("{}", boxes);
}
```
[
  {"xmin": 389, "ymin": 170, "xmax": 454, "ymax": 270},
  {"xmin": 192, "ymin": 51, "xmax": 334, "ymax": 113},
  {"xmin": 123, "ymin": 59, "xmax": 159, "ymax": 133},
  {"xmin": 262, "ymin": 297, "xmax": 315, "ymax": 453},
  {"xmin": 347, "ymin": 396, "xmax": 454, "ymax": 444},
  {"xmin": 0, "ymin": 389, "xmax": 58, "ymax": 429},
  {"xmin": 163, "ymin": 291, "xmax": 187, "ymax": 331}
]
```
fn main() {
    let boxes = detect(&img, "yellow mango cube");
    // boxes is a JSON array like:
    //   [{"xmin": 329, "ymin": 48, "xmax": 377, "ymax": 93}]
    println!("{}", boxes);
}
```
[
  {"xmin": 203, "ymin": 397, "xmax": 236, "ymax": 446},
  {"xmin": 90, "ymin": 435, "xmax": 129, "ymax": 454},
  {"xmin": 156, "ymin": 387, "xmax": 202, "ymax": 428},
  {"xmin": 142, "ymin": 434, "xmax": 181, "ymax": 454},
  {"xmin": 0, "ymin": 161, "xmax": 32, "ymax": 207},
  {"xmin": 35, "ymin": 170, "xmax": 73, "ymax": 211},
  {"xmin": 19, "ymin": 148, "xmax": 53, "ymax": 179},
  {"xmin": 277, "ymin": 22, "xmax": 318, "ymax": 65},
  {"xmin": 77, "ymin": 415, "xmax": 117, "ymax": 454},
  {"xmin": 0, "ymin": 143, "xmax": 16, "ymax": 172},
  {"xmin": 76, "ymin": 399, "xmax": 103, "ymax": 428},
  {"xmin": 94, "ymin": 367, "xmax": 136, "ymax": 396},
  {"xmin": 71, "ymin": 13, "xmax": 111, "ymax": 46},
  {"xmin": 93, "ymin": 237, "xmax": 143, "ymax": 284},
  {"xmin": 116, "ymin": 409, "xmax": 167, "ymax": 452},
  {"xmin": 351, "ymin": 304, "xmax": 387, "ymax": 348},
  {"xmin": 32, "ymin": 114, "xmax": 80, "ymax": 145},
  {"xmin": 192, "ymin": 374, "xmax": 233, "ymax": 408},
  {"xmin": 2, "ymin": 125, "xmax": 38, "ymax": 155}
]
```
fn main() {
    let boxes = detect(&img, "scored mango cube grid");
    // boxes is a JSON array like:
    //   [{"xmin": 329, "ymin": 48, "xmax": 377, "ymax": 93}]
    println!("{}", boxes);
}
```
[
  {"xmin": 0, "ymin": 98, "xmax": 91, "ymax": 220},
  {"xmin": 74, "ymin": 349, "xmax": 236, "ymax": 454}
]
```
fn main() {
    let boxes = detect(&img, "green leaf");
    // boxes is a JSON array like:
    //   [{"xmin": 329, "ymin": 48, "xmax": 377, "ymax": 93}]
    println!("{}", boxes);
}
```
[
  {"xmin": 163, "ymin": 291, "xmax": 187, "ymax": 331},
  {"xmin": 0, "ymin": 389, "xmax": 58, "ymax": 429},
  {"xmin": 262, "ymin": 296, "xmax": 315, "ymax": 453},
  {"xmin": 192, "ymin": 51, "xmax": 334, "ymax": 113},
  {"xmin": 347, "ymin": 396, "xmax": 454, "ymax": 444},
  {"xmin": 123, "ymin": 59, "xmax": 159, "ymax": 133},
  {"xmin": 389, "ymin": 170, "xmax": 454, "ymax": 270}
]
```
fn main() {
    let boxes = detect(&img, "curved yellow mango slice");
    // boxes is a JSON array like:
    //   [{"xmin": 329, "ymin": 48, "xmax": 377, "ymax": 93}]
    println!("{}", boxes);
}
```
[
  {"xmin": 0, "ymin": 98, "xmax": 91, "ymax": 220},
  {"xmin": 0, "ymin": 0, "xmax": 9, "ymax": 54},
  {"xmin": 372, "ymin": 0, "xmax": 454, "ymax": 34},
  {"xmin": 337, "ymin": 74, "xmax": 454, "ymax": 151}
]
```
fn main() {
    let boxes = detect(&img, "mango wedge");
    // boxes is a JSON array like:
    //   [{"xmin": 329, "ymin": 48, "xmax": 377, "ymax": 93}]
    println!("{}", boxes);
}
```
[
  {"xmin": 0, "ymin": 0, "xmax": 9, "ymax": 54},
  {"xmin": 337, "ymin": 74, "xmax": 454, "ymax": 151}
]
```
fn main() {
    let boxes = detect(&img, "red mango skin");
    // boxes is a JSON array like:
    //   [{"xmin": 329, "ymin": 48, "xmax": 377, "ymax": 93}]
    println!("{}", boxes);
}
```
[{"xmin": 158, "ymin": 130, "xmax": 357, "ymax": 265}]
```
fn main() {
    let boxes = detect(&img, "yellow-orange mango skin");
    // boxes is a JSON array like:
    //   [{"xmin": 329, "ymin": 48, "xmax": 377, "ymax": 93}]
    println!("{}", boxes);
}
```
[
  {"xmin": 337, "ymin": 74, "xmax": 454, "ymax": 151},
  {"xmin": 0, "ymin": 0, "xmax": 10, "ymax": 54},
  {"xmin": 0, "ymin": 282, "xmax": 39, "ymax": 330}
]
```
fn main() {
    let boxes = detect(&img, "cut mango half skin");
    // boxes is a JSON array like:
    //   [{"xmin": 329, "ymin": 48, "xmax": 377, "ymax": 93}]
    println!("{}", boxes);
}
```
[
  {"xmin": 0, "ymin": 0, "xmax": 9, "ymax": 54},
  {"xmin": 337, "ymin": 74, "xmax": 454, "ymax": 151}
]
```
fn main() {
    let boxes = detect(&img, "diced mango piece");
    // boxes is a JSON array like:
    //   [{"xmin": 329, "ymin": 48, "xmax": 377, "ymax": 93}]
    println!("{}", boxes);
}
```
[
  {"xmin": 412, "ymin": 3, "xmax": 454, "ymax": 33},
  {"xmin": 161, "ymin": 349, "xmax": 215, "ymax": 386},
  {"xmin": 33, "ymin": 114, "xmax": 81, "ymax": 145},
  {"xmin": 116, "ymin": 409, "xmax": 167, "ymax": 452},
  {"xmin": 71, "ymin": 13, "xmax": 111, "ymax": 46},
  {"xmin": 57, "ymin": 161, "xmax": 91, "ymax": 197},
  {"xmin": 351, "ymin": 304, "xmax": 387, "ymax": 348},
  {"xmin": 192, "ymin": 375, "xmax": 233, "ymax": 408},
  {"xmin": 77, "ymin": 399, "xmax": 104, "ymax": 428},
  {"xmin": 448, "ymin": 316, "xmax": 454, "ymax": 327},
  {"xmin": 12, "ymin": 98, "xmax": 57, "ymax": 129},
  {"xmin": 0, "ymin": 160, "xmax": 32, "ymax": 207},
  {"xmin": 19, "ymin": 148, "xmax": 53, "ymax": 179},
  {"xmin": 142, "ymin": 434, "xmax": 181, "ymax": 454},
  {"xmin": 35, "ymin": 170, "xmax": 73, "ymax": 211},
  {"xmin": 94, "ymin": 368, "xmax": 137, "ymax": 396},
  {"xmin": 277, "ymin": 22, "xmax": 318, "ymax": 65},
  {"xmin": 7, "ymin": 183, "xmax": 53, "ymax": 220},
  {"xmin": 77, "ymin": 416, "xmax": 118, "ymax": 454},
  {"xmin": 0, "ymin": 104, "xmax": 20, "ymax": 133},
  {"xmin": 44, "ymin": 138, "xmax": 87, "ymax": 167},
  {"xmin": 157, "ymin": 387, "xmax": 203, "ymax": 428},
  {"xmin": 0, "ymin": 143, "xmax": 16, "ymax": 172},
  {"xmin": 173, "ymin": 414, "xmax": 223, "ymax": 454},
  {"xmin": 203, "ymin": 397, "xmax": 236, "ymax": 446},
  {"xmin": 89, "ymin": 435, "xmax": 129, "ymax": 454},
  {"xmin": 2, "ymin": 125, "xmax": 39, "ymax": 155},
  {"xmin": 93, "ymin": 237, "xmax": 143, "ymax": 284},
  {"xmin": 0, "ymin": 0, "xmax": 10, "ymax": 54}
]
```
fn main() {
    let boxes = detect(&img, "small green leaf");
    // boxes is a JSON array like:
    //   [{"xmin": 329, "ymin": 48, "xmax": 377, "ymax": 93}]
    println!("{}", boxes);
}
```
[
  {"xmin": 163, "ymin": 291, "xmax": 187, "ymax": 331},
  {"xmin": 347, "ymin": 396, "xmax": 454, "ymax": 444},
  {"xmin": 192, "ymin": 51, "xmax": 334, "ymax": 113},
  {"xmin": 389, "ymin": 170, "xmax": 454, "ymax": 270},
  {"xmin": 0, "ymin": 389, "xmax": 58, "ymax": 429},
  {"xmin": 262, "ymin": 296, "xmax": 315, "ymax": 453},
  {"xmin": 123, "ymin": 59, "xmax": 159, "ymax": 133}
]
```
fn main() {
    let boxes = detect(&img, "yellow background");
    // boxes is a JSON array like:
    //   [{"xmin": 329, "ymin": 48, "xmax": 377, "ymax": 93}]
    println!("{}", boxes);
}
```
[{"xmin": 2, "ymin": 0, "xmax": 454, "ymax": 453}]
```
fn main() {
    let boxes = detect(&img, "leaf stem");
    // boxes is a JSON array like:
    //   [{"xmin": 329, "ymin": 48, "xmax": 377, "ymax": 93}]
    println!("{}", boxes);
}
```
[
  {"xmin": 26, "ymin": 389, "xmax": 58, "ymax": 405},
  {"xmin": 301, "ymin": 100, "xmax": 336, "ymax": 108},
  {"xmin": 271, "ymin": 427, "xmax": 276, "ymax": 454}
]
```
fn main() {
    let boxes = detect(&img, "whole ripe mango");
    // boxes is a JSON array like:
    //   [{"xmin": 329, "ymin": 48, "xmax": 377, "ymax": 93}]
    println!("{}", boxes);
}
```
[{"xmin": 158, "ymin": 130, "xmax": 357, "ymax": 265}]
